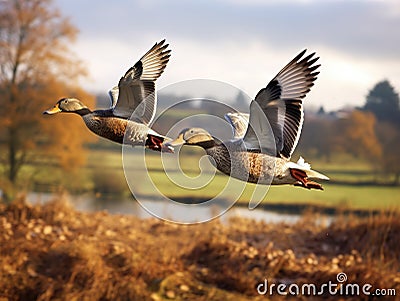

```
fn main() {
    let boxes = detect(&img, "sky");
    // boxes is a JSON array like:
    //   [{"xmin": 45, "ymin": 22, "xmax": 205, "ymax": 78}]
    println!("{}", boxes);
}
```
[{"xmin": 54, "ymin": 0, "xmax": 400, "ymax": 111}]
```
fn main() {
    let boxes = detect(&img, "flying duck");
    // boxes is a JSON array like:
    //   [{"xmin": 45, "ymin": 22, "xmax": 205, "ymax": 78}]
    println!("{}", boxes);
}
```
[
  {"xmin": 44, "ymin": 40, "xmax": 172, "ymax": 152},
  {"xmin": 165, "ymin": 50, "xmax": 329, "ymax": 189}
]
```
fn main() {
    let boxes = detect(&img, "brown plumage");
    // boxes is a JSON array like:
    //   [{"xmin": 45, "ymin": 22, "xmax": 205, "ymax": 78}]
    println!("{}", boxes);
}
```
[{"xmin": 89, "ymin": 115, "xmax": 128, "ymax": 144}]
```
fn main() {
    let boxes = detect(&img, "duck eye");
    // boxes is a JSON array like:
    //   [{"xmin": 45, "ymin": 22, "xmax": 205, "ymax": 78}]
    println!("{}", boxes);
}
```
[{"xmin": 64, "ymin": 99, "xmax": 68, "ymax": 104}]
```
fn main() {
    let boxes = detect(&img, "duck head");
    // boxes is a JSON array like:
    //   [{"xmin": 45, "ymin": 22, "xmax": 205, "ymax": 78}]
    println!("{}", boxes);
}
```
[
  {"xmin": 165, "ymin": 127, "xmax": 216, "ymax": 149},
  {"xmin": 43, "ymin": 98, "xmax": 91, "ymax": 116}
]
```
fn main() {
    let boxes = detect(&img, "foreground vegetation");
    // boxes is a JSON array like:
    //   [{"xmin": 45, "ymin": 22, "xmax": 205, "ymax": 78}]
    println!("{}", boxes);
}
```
[{"xmin": 1, "ymin": 198, "xmax": 399, "ymax": 300}]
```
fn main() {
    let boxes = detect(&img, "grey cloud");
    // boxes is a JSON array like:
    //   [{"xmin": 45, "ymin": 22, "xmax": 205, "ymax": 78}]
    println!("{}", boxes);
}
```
[{"xmin": 57, "ymin": 0, "xmax": 400, "ymax": 59}]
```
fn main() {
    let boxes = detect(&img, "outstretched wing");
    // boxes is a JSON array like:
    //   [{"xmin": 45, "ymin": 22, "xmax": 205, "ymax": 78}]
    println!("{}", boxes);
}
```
[
  {"xmin": 243, "ymin": 50, "xmax": 320, "ymax": 159},
  {"xmin": 224, "ymin": 112, "xmax": 249, "ymax": 139},
  {"xmin": 111, "ymin": 40, "xmax": 171, "ymax": 124}
]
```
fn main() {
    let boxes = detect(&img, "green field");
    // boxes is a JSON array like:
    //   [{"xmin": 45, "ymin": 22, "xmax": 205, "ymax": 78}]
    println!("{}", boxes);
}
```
[
  {"xmin": 83, "ymin": 148, "xmax": 400, "ymax": 211},
  {"xmin": 11, "ymin": 146, "xmax": 398, "ymax": 211}
]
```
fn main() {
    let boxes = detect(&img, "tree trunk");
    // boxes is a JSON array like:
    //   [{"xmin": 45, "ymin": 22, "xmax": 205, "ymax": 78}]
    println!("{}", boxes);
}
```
[{"xmin": 8, "ymin": 128, "xmax": 18, "ymax": 184}]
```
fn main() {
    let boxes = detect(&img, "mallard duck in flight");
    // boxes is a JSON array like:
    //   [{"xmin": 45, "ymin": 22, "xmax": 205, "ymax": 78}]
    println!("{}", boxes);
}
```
[
  {"xmin": 44, "ymin": 40, "xmax": 172, "ymax": 152},
  {"xmin": 165, "ymin": 50, "xmax": 329, "ymax": 189}
]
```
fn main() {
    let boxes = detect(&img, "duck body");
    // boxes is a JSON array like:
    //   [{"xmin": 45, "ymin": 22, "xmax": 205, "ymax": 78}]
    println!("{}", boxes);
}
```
[
  {"xmin": 80, "ymin": 109, "xmax": 150, "ymax": 145},
  {"xmin": 45, "ymin": 98, "xmax": 168, "ymax": 150},
  {"xmin": 81, "ymin": 109, "xmax": 127, "ymax": 144},
  {"xmin": 201, "ymin": 140, "xmax": 274, "ymax": 184},
  {"xmin": 196, "ymin": 139, "xmax": 326, "ymax": 188}
]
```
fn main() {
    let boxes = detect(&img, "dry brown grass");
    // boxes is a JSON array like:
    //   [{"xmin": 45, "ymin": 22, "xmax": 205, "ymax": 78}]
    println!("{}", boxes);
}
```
[{"xmin": 0, "ymin": 197, "xmax": 399, "ymax": 300}]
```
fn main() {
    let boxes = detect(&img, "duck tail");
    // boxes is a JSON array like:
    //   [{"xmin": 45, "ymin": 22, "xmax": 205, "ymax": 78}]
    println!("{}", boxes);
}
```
[
  {"xmin": 289, "ymin": 156, "xmax": 330, "ymax": 180},
  {"xmin": 146, "ymin": 131, "xmax": 174, "ymax": 153}
]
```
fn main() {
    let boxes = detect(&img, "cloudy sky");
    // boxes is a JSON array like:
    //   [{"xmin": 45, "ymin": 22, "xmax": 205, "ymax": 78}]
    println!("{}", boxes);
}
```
[{"xmin": 55, "ymin": 0, "xmax": 400, "ymax": 111}]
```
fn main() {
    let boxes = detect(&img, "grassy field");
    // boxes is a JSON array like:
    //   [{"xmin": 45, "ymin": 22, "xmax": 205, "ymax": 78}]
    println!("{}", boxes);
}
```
[
  {"xmin": 82, "ymin": 148, "xmax": 400, "ymax": 212},
  {"xmin": 10, "ymin": 145, "xmax": 397, "ymax": 211}
]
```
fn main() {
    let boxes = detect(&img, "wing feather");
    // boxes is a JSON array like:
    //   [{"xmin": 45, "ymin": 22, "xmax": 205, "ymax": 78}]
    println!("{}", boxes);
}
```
[
  {"xmin": 243, "ymin": 50, "xmax": 320, "ymax": 159},
  {"xmin": 224, "ymin": 112, "xmax": 250, "ymax": 139},
  {"xmin": 112, "ymin": 39, "xmax": 171, "ymax": 124},
  {"xmin": 108, "ymin": 86, "xmax": 119, "ymax": 108}
]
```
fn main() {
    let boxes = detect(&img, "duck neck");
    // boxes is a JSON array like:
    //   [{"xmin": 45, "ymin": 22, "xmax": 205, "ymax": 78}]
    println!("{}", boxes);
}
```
[
  {"xmin": 196, "ymin": 137, "xmax": 221, "ymax": 149},
  {"xmin": 197, "ymin": 140, "xmax": 215, "ymax": 149},
  {"xmin": 75, "ymin": 108, "xmax": 92, "ymax": 116}
]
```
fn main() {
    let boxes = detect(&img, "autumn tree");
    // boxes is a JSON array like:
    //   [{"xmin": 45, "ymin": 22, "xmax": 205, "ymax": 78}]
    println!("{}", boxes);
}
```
[
  {"xmin": 0, "ymin": 0, "xmax": 95, "ymax": 197},
  {"xmin": 333, "ymin": 110, "xmax": 382, "ymax": 161}
]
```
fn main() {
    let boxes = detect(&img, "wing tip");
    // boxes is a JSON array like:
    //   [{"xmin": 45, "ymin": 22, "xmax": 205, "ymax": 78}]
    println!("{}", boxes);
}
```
[{"xmin": 155, "ymin": 39, "xmax": 167, "ymax": 48}]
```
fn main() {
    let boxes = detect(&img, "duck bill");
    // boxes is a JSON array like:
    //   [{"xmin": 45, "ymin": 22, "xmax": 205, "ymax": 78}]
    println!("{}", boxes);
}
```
[
  {"xmin": 163, "ymin": 134, "xmax": 186, "ymax": 147},
  {"xmin": 43, "ymin": 104, "xmax": 61, "ymax": 115}
]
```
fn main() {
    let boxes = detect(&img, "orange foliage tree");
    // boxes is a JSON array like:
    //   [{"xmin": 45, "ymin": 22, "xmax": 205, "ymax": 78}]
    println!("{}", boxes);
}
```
[
  {"xmin": 333, "ymin": 110, "xmax": 382, "ymax": 161},
  {"xmin": 0, "ymin": 0, "xmax": 95, "ymax": 194}
]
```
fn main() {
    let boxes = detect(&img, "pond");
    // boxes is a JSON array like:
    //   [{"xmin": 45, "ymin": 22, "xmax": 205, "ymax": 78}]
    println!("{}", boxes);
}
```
[{"xmin": 27, "ymin": 192, "xmax": 310, "ymax": 224}]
